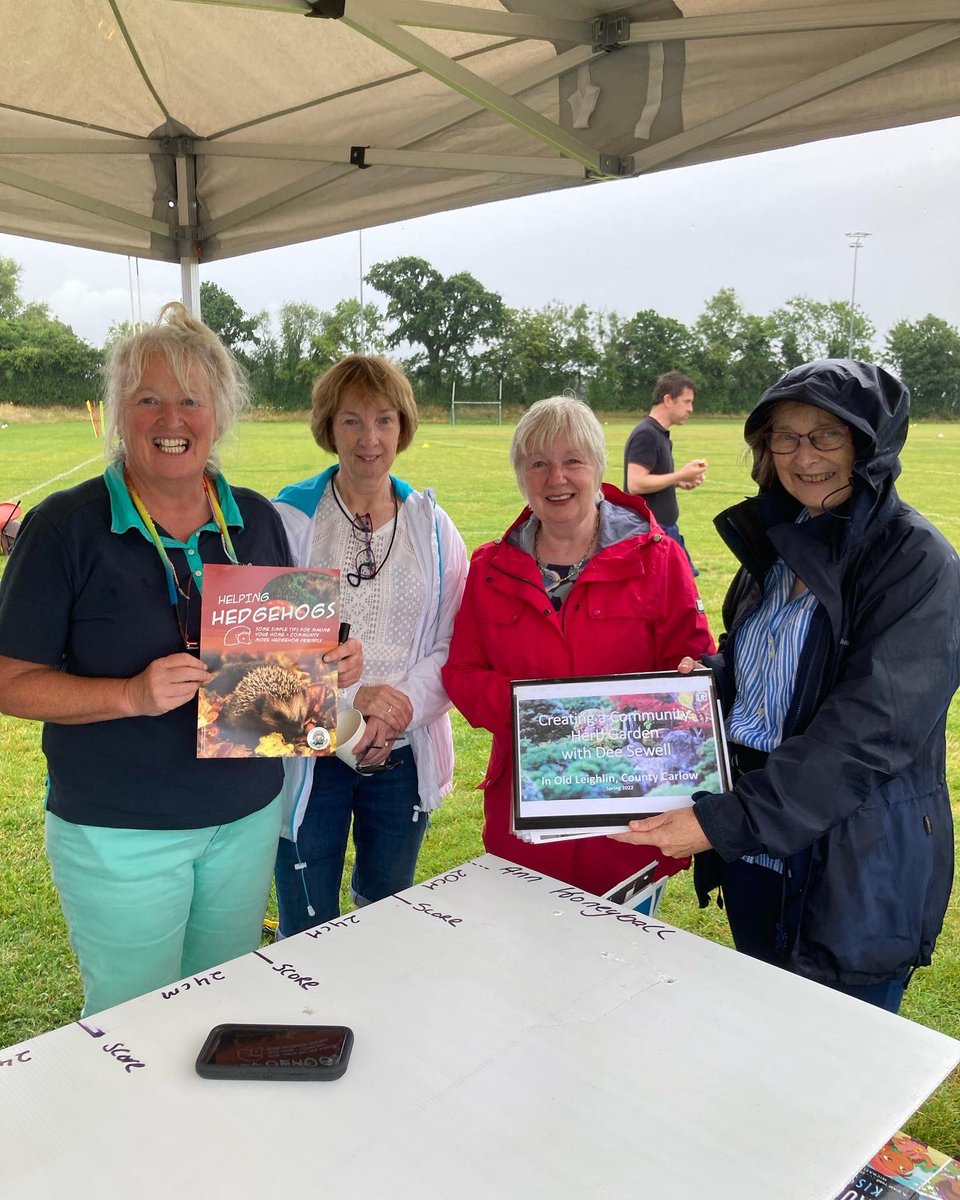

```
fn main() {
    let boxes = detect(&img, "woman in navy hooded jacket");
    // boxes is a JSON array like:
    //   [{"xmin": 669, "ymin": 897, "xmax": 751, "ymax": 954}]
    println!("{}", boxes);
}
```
[{"xmin": 615, "ymin": 360, "xmax": 959, "ymax": 1012}]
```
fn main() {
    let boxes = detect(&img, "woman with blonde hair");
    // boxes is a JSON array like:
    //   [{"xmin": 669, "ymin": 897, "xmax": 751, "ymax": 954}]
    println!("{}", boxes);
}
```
[{"xmin": 0, "ymin": 302, "xmax": 360, "ymax": 1016}]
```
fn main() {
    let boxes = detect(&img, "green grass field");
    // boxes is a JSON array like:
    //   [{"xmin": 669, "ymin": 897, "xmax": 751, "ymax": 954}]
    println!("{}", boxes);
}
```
[{"xmin": 1, "ymin": 411, "xmax": 958, "ymax": 1153}]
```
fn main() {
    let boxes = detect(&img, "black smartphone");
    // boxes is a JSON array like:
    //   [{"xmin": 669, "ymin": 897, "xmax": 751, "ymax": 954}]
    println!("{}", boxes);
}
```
[{"xmin": 195, "ymin": 1023, "xmax": 354, "ymax": 1081}]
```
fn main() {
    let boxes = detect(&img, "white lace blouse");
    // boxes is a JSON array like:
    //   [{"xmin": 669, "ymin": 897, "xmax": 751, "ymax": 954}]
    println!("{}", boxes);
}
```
[{"xmin": 309, "ymin": 484, "xmax": 424, "ymax": 746}]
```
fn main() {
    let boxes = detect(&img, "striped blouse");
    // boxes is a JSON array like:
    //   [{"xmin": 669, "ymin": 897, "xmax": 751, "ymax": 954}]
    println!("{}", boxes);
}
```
[{"xmin": 727, "ymin": 531, "xmax": 818, "ymax": 871}]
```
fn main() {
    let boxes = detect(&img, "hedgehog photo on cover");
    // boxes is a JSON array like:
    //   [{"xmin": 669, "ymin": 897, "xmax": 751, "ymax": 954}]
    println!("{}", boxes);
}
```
[
  {"xmin": 195, "ymin": 563, "xmax": 341, "ymax": 760},
  {"xmin": 219, "ymin": 663, "xmax": 310, "ymax": 742},
  {"xmin": 198, "ymin": 653, "xmax": 337, "ymax": 758}
]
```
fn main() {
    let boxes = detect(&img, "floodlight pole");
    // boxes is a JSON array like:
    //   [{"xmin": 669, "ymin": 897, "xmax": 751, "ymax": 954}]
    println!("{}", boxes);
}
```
[{"xmin": 845, "ymin": 231, "xmax": 871, "ymax": 356}]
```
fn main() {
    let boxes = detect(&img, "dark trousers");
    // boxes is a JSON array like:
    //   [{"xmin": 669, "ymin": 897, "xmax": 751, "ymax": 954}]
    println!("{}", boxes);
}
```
[{"xmin": 721, "ymin": 857, "xmax": 907, "ymax": 1014}]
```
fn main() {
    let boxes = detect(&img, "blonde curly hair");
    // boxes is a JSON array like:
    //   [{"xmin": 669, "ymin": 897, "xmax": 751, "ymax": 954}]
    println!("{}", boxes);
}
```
[{"xmin": 103, "ymin": 301, "xmax": 250, "ymax": 474}]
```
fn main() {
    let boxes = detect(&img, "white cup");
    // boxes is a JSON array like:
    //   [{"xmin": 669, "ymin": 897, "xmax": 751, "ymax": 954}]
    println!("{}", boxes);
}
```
[{"xmin": 335, "ymin": 708, "xmax": 367, "ymax": 771}]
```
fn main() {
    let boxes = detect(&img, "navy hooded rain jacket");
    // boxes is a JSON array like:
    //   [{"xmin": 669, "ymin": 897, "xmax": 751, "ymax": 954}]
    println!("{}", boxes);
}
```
[{"xmin": 693, "ymin": 360, "xmax": 960, "ymax": 989}]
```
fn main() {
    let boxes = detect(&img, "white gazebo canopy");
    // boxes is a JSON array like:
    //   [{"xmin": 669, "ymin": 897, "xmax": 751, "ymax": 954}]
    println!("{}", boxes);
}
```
[{"xmin": 2, "ymin": 1, "xmax": 959, "ymax": 306}]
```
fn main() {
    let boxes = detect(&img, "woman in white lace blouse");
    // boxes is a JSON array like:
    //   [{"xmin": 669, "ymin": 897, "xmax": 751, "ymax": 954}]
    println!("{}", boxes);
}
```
[{"xmin": 272, "ymin": 356, "xmax": 468, "ymax": 935}]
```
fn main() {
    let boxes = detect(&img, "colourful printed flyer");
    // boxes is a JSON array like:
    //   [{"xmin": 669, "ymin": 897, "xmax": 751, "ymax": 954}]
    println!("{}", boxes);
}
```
[
  {"xmin": 834, "ymin": 1131, "xmax": 960, "ymax": 1199},
  {"xmin": 197, "ymin": 564, "xmax": 339, "ymax": 759},
  {"xmin": 511, "ymin": 670, "xmax": 730, "ymax": 839}
]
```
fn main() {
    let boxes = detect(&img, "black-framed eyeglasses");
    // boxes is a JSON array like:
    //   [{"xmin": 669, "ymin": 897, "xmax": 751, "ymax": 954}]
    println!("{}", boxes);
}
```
[
  {"xmin": 346, "ymin": 512, "xmax": 376, "ymax": 587},
  {"xmin": 356, "ymin": 758, "xmax": 399, "ymax": 775},
  {"xmin": 354, "ymin": 736, "xmax": 399, "ymax": 774},
  {"xmin": 766, "ymin": 426, "xmax": 850, "ymax": 455}
]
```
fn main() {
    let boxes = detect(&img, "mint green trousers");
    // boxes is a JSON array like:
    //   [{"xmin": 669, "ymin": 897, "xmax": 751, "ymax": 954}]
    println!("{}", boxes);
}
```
[{"xmin": 45, "ymin": 797, "xmax": 281, "ymax": 1017}]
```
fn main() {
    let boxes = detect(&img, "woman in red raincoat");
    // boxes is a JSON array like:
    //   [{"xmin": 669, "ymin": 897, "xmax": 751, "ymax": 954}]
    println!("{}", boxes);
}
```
[{"xmin": 442, "ymin": 395, "xmax": 714, "ymax": 898}]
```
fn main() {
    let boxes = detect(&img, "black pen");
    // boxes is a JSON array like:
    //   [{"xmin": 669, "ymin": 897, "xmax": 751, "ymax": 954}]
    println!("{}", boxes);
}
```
[{"xmin": 324, "ymin": 623, "xmax": 350, "ymax": 667}]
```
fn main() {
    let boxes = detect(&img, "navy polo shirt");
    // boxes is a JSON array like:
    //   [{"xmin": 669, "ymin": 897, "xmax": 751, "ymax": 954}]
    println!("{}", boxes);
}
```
[
  {"xmin": 623, "ymin": 415, "xmax": 680, "ymax": 526},
  {"xmin": 0, "ymin": 464, "xmax": 293, "ymax": 829}
]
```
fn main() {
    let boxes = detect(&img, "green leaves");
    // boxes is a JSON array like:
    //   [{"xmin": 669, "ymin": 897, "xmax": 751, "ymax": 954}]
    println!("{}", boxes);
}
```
[
  {"xmin": 199, "ymin": 281, "xmax": 263, "ymax": 358},
  {"xmin": 0, "ymin": 294, "xmax": 100, "ymax": 408},
  {"xmin": 365, "ymin": 256, "xmax": 504, "ymax": 387},
  {"xmin": 884, "ymin": 316, "xmax": 960, "ymax": 417}
]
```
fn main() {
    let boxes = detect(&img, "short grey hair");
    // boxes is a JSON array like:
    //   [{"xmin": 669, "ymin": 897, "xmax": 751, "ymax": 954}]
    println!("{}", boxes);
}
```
[
  {"xmin": 103, "ymin": 301, "xmax": 250, "ymax": 475},
  {"xmin": 510, "ymin": 396, "xmax": 606, "ymax": 495}
]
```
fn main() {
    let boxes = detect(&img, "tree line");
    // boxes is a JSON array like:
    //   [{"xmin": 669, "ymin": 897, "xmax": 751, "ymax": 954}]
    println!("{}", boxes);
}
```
[
  {"xmin": 2, "ymin": 254, "xmax": 959, "ymax": 417},
  {"xmin": 0, "ymin": 259, "xmax": 102, "ymax": 407}
]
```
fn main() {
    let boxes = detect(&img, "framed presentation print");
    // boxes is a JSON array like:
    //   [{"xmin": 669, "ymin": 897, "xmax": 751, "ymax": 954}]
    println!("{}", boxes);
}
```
[{"xmin": 511, "ymin": 669, "xmax": 731, "ymax": 841}]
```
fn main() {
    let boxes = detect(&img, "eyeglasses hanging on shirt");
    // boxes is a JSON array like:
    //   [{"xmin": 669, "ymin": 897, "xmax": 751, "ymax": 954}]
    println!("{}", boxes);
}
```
[{"xmin": 330, "ymin": 481, "xmax": 399, "ymax": 587}]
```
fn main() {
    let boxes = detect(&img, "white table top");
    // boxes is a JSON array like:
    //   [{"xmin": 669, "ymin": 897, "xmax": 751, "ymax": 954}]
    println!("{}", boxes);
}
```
[{"xmin": 2, "ymin": 854, "xmax": 957, "ymax": 1199}]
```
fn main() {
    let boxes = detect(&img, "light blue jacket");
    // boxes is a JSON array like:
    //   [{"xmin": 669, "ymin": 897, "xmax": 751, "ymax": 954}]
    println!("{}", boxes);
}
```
[{"xmin": 273, "ymin": 465, "xmax": 468, "ymax": 841}]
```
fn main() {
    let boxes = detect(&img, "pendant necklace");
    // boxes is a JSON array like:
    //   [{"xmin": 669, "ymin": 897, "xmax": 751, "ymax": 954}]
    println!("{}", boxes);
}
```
[{"xmin": 534, "ymin": 507, "xmax": 601, "ymax": 595}]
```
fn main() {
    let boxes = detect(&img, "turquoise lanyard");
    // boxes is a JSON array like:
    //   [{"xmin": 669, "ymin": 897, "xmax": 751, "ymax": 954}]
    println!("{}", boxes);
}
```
[{"xmin": 124, "ymin": 472, "xmax": 238, "ymax": 606}]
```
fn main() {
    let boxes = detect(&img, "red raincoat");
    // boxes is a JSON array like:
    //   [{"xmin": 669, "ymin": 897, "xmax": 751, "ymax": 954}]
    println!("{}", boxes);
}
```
[{"xmin": 442, "ymin": 484, "xmax": 715, "ymax": 897}]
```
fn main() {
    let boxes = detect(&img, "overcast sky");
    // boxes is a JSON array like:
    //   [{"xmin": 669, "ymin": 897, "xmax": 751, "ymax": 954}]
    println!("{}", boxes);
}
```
[{"xmin": 2, "ymin": 114, "xmax": 957, "ymax": 352}]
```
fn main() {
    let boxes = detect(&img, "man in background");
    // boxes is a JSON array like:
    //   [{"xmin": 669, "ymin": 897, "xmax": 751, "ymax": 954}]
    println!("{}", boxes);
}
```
[{"xmin": 623, "ymin": 370, "xmax": 706, "ymax": 574}]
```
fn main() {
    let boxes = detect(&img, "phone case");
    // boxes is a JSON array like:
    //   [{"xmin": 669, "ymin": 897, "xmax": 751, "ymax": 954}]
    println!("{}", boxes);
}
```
[{"xmin": 195, "ymin": 1023, "xmax": 354, "ymax": 1081}]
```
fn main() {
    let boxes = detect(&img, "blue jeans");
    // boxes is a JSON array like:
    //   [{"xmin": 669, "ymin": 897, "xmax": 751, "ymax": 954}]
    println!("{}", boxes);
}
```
[
  {"xmin": 661, "ymin": 524, "xmax": 699, "ymax": 576},
  {"xmin": 275, "ymin": 745, "xmax": 426, "ymax": 936}
]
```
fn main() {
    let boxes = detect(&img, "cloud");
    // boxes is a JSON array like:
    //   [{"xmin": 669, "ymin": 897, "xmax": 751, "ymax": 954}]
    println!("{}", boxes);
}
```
[
  {"xmin": 45, "ymin": 278, "xmax": 180, "ymax": 345},
  {"xmin": 2, "ymin": 116, "xmax": 958, "ymax": 350}
]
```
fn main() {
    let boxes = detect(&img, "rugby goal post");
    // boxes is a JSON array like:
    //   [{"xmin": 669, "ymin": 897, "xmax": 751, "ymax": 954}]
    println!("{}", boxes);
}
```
[{"xmin": 450, "ymin": 378, "xmax": 502, "ymax": 426}]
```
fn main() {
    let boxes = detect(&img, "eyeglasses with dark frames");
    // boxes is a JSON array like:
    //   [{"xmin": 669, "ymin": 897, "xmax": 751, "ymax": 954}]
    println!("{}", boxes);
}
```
[
  {"xmin": 356, "ymin": 758, "xmax": 399, "ymax": 774},
  {"xmin": 354, "ymin": 737, "xmax": 398, "ymax": 774},
  {"xmin": 346, "ymin": 512, "xmax": 377, "ymax": 587},
  {"xmin": 332, "ymin": 482, "xmax": 399, "ymax": 587},
  {"xmin": 766, "ymin": 426, "xmax": 850, "ymax": 455}
]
